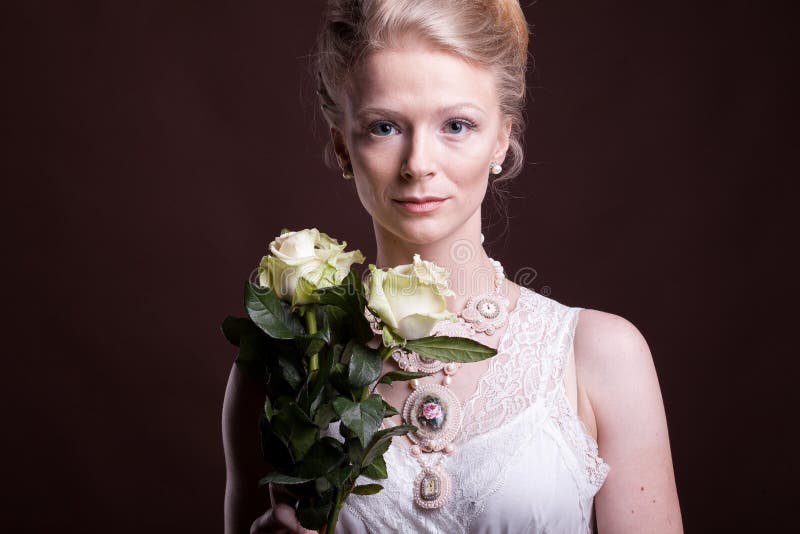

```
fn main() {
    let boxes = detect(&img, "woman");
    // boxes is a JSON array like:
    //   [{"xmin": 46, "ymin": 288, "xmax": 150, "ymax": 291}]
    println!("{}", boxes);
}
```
[{"xmin": 223, "ymin": 0, "xmax": 683, "ymax": 532}]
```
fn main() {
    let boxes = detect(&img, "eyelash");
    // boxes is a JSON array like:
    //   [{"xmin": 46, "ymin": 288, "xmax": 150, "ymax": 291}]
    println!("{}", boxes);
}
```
[{"xmin": 367, "ymin": 118, "xmax": 478, "ymax": 137}]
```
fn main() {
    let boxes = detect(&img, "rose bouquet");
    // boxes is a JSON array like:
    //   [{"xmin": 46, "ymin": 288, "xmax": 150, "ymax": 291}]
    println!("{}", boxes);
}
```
[{"xmin": 222, "ymin": 228, "xmax": 496, "ymax": 532}]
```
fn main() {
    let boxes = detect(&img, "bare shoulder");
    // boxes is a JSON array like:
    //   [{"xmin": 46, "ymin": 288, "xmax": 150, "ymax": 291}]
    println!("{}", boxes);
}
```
[
  {"xmin": 572, "ymin": 307, "xmax": 661, "ymax": 440},
  {"xmin": 572, "ymin": 308, "xmax": 652, "ymax": 382},
  {"xmin": 572, "ymin": 308, "xmax": 684, "ymax": 533}
]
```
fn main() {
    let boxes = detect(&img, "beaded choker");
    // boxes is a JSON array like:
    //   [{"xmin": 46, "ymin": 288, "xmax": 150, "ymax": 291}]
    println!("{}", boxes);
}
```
[{"xmin": 391, "ymin": 258, "xmax": 510, "ymax": 509}]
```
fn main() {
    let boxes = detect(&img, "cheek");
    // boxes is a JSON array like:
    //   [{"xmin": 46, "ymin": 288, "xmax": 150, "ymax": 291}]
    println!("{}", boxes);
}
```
[
  {"xmin": 443, "ymin": 153, "xmax": 490, "ymax": 200},
  {"xmin": 352, "ymin": 136, "xmax": 401, "ymax": 176},
  {"xmin": 351, "ymin": 163, "xmax": 394, "ymax": 218},
  {"xmin": 349, "ymin": 141, "xmax": 400, "ymax": 208},
  {"xmin": 352, "ymin": 176, "xmax": 377, "ymax": 216}
]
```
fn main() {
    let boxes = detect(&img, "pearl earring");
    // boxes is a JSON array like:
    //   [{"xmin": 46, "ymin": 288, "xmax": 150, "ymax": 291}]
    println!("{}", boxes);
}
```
[
  {"xmin": 490, "ymin": 161, "xmax": 503, "ymax": 175},
  {"xmin": 341, "ymin": 162, "xmax": 353, "ymax": 179}
]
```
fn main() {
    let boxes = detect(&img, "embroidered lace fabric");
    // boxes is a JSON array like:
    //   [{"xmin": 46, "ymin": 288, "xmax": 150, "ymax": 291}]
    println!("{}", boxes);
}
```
[{"xmin": 329, "ymin": 286, "xmax": 611, "ymax": 533}]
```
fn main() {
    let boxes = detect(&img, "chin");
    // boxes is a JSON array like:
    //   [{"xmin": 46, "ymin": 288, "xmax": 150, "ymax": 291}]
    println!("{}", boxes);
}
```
[{"xmin": 392, "ymin": 221, "xmax": 453, "ymax": 246}]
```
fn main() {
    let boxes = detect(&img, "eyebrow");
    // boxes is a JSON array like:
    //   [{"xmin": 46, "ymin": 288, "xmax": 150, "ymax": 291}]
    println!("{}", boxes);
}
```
[{"xmin": 356, "ymin": 102, "xmax": 486, "ymax": 119}]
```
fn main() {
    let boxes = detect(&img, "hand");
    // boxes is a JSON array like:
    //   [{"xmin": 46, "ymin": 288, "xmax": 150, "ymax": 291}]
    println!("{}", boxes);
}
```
[{"xmin": 249, "ymin": 484, "xmax": 324, "ymax": 534}]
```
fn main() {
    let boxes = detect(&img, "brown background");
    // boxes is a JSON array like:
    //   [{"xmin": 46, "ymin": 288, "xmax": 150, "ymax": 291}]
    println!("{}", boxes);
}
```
[{"xmin": 2, "ymin": 1, "xmax": 795, "ymax": 532}]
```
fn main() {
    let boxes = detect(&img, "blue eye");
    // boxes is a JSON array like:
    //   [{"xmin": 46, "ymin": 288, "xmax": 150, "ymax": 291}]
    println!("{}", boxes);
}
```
[
  {"xmin": 445, "ymin": 119, "xmax": 476, "ymax": 134},
  {"xmin": 448, "ymin": 121, "xmax": 464, "ymax": 133},
  {"xmin": 369, "ymin": 122, "xmax": 397, "ymax": 136}
]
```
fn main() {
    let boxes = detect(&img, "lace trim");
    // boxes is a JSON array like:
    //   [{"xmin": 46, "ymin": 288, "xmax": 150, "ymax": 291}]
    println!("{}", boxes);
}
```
[
  {"xmin": 458, "ymin": 286, "xmax": 533, "ymax": 438},
  {"xmin": 552, "ymin": 389, "xmax": 611, "ymax": 491},
  {"xmin": 458, "ymin": 288, "xmax": 610, "ymax": 490},
  {"xmin": 548, "ymin": 308, "xmax": 611, "ymax": 495},
  {"xmin": 334, "ymin": 288, "xmax": 609, "ymax": 533}
]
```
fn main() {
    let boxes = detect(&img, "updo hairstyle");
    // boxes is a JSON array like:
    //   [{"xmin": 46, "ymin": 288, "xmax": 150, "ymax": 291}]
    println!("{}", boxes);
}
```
[{"xmin": 314, "ymin": 0, "xmax": 531, "ymax": 188}]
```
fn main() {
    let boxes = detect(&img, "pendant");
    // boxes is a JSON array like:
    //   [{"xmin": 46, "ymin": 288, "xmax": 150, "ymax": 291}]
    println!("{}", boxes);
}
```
[
  {"xmin": 413, "ymin": 465, "xmax": 452, "ymax": 509},
  {"xmin": 402, "ymin": 383, "xmax": 462, "ymax": 451},
  {"xmin": 460, "ymin": 291, "xmax": 510, "ymax": 335}
]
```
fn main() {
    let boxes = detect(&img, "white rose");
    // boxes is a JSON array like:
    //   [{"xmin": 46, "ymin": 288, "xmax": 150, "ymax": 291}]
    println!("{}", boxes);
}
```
[
  {"xmin": 257, "ymin": 228, "xmax": 365, "ymax": 306},
  {"xmin": 366, "ymin": 254, "xmax": 456, "ymax": 341}
]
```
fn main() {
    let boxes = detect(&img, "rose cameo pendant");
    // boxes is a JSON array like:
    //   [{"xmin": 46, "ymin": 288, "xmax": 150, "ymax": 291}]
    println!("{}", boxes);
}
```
[
  {"xmin": 402, "ymin": 383, "xmax": 462, "ymax": 452},
  {"xmin": 413, "ymin": 465, "xmax": 452, "ymax": 509}
]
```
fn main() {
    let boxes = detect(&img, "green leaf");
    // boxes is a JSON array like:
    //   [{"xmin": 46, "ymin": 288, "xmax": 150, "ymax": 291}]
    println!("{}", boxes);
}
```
[
  {"xmin": 329, "ymin": 362, "xmax": 350, "ymax": 396},
  {"xmin": 313, "ymin": 401, "xmax": 337, "ymax": 427},
  {"xmin": 320, "ymin": 305, "xmax": 350, "ymax": 345},
  {"xmin": 257, "ymin": 472, "xmax": 313, "ymax": 486},
  {"xmin": 259, "ymin": 416, "xmax": 294, "ymax": 473},
  {"xmin": 348, "ymin": 344, "xmax": 382, "ymax": 389},
  {"xmin": 308, "ymin": 348, "xmax": 334, "ymax": 415},
  {"xmin": 233, "ymin": 331, "xmax": 269, "ymax": 380},
  {"xmin": 221, "ymin": 316, "xmax": 259, "ymax": 346},
  {"xmin": 244, "ymin": 281, "xmax": 304, "ymax": 339},
  {"xmin": 346, "ymin": 436, "xmax": 364, "ymax": 465},
  {"xmin": 333, "ymin": 395, "xmax": 385, "ymax": 447},
  {"xmin": 296, "ymin": 331, "xmax": 328, "ymax": 358},
  {"xmin": 324, "ymin": 466, "xmax": 353, "ymax": 489},
  {"xmin": 381, "ymin": 400, "xmax": 399, "ymax": 418},
  {"xmin": 276, "ymin": 353, "xmax": 304, "ymax": 390},
  {"xmin": 296, "ymin": 499, "xmax": 332, "ymax": 531},
  {"xmin": 352, "ymin": 484, "xmax": 384, "ymax": 495},
  {"xmin": 263, "ymin": 397, "xmax": 273, "ymax": 421},
  {"xmin": 404, "ymin": 336, "xmax": 497, "ymax": 363},
  {"xmin": 271, "ymin": 402, "xmax": 318, "ymax": 461},
  {"xmin": 315, "ymin": 280, "xmax": 353, "ymax": 310},
  {"xmin": 314, "ymin": 476, "xmax": 333, "ymax": 497},
  {"xmin": 316, "ymin": 271, "xmax": 373, "ymax": 343},
  {"xmin": 293, "ymin": 437, "xmax": 345, "ymax": 479},
  {"xmin": 314, "ymin": 402, "xmax": 338, "ymax": 429},
  {"xmin": 362, "ymin": 424, "xmax": 416, "ymax": 467},
  {"xmin": 377, "ymin": 370, "xmax": 430, "ymax": 386},
  {"xmin": 362, "ymin": 455, "xmax": 388, "ymax": 480}
]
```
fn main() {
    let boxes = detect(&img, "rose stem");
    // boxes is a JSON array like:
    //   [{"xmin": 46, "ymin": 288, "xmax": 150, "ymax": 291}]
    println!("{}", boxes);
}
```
[
  {"xmin": 305, "ymin": 307, "xmax": 319, "ymax": 373},
  {"xmin": 327, "ymin": 488, "xmax": 345, "ymax": 534},
  {"xmin": 378, "ymin": 344, "xmax": 392, "ymax": 361}
]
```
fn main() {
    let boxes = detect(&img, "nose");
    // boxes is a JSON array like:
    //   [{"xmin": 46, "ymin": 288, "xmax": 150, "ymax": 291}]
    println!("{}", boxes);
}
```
[{"xmin": 400, "ymin": 129, "xmax": 436, "ymax": 181}]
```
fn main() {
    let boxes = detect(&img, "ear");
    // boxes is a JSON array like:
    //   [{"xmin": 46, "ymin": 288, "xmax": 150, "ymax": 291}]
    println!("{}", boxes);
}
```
[
  {"xmin": 330, "ymin": 126, "xmax": 350, "ymax": 169},
  {"xmin": 493, "ymin": 117, "xmax": 512, "ymax": 162}
]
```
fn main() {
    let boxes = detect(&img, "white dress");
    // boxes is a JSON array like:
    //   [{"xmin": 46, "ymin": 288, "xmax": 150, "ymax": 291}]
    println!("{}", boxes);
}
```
[{"xmin": 332, "ymin": 286, "xmax": 610, "ymax": 533}]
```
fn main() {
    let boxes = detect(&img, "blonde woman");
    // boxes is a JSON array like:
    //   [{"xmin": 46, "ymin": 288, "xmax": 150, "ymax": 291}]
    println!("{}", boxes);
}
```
[{"xmin": 223, "ymin": 1, "xmax": 683, "ymax": 532}]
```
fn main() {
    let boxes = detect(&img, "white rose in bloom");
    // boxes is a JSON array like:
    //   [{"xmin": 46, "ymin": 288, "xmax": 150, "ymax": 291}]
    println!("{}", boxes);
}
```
[
  {"xmin": 257, "ymin": 228, "xmax": 365, "ymax": 306},
  {"xmin": 367, "ymin": 254, "xmax": 457, "ymax": 341}
]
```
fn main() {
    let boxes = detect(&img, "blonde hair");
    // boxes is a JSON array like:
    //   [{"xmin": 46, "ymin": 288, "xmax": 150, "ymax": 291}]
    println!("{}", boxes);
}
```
[{"xmin": 314, "ymin": 0, "xmax": 532, "ymax": 218}]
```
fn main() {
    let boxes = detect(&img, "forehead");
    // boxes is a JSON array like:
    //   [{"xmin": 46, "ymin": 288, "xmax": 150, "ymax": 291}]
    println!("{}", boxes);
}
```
[{"xmin": 344, "ymin": 42, "xmax": 499, "ymax": 118}]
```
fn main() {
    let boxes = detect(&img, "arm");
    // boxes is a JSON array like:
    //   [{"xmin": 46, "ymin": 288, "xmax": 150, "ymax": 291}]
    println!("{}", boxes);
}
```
[
  {"xmin": 222, "ymin": 364, "xmax": 271, "ymax": 533},
  {"xmin": 574, "ymin": 310, "xmax": 683, "ymax": 533}
]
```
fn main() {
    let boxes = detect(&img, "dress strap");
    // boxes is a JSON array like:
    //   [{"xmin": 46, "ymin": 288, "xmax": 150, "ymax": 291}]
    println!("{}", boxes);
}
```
[{"xmin": 548, "ymin": 306, "xmax": 611, "ymax": 496}]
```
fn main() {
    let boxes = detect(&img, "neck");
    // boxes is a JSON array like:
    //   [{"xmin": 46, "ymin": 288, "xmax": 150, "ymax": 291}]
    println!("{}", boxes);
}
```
[{"xmin": 372, "ymin": 212, "xmax": 500, "ymax": 313}]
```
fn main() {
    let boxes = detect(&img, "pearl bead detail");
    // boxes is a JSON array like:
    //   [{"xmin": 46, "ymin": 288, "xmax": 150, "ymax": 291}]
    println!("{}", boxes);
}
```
[
  {"xmin": 410, "ymin": 379, "xmax": 419, "ymax": 390},
  {"xmin": 410, "ymin": 445, "xmax": 421, "ymax": 456},
  {"xmin": 444, "ymin": 444, "xmax": 455, "ymax": 454}
]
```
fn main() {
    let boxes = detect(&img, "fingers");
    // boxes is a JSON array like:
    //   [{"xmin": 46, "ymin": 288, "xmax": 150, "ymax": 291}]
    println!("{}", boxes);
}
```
[
  {"xmin": 272, "ymin": 502, "xmax": 306, "ymax": 532},
  {"xmin": 250, "ymin": 500, "xmax": 319, "ymax": 534}
]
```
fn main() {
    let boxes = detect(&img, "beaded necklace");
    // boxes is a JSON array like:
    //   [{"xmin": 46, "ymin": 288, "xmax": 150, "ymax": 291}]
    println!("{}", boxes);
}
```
[{"xmin": 390, "ymin": 258, "xmax": 509, "ymax": 509}]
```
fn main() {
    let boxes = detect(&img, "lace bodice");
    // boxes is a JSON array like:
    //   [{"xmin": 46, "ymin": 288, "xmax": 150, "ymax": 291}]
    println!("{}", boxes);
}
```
[{"xmin": 330, "ymin": 286, "xmax": 610, "ymax": 533}]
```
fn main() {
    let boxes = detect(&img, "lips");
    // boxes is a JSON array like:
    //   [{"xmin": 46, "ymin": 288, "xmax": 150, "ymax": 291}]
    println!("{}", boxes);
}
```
[
  {"xmin": 392, "ymin": 196, "xmax": 449, "ymax": 214},
  {"xmin": 394, "ymin": 196, "xmax": 448, "ymax": 203}
]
